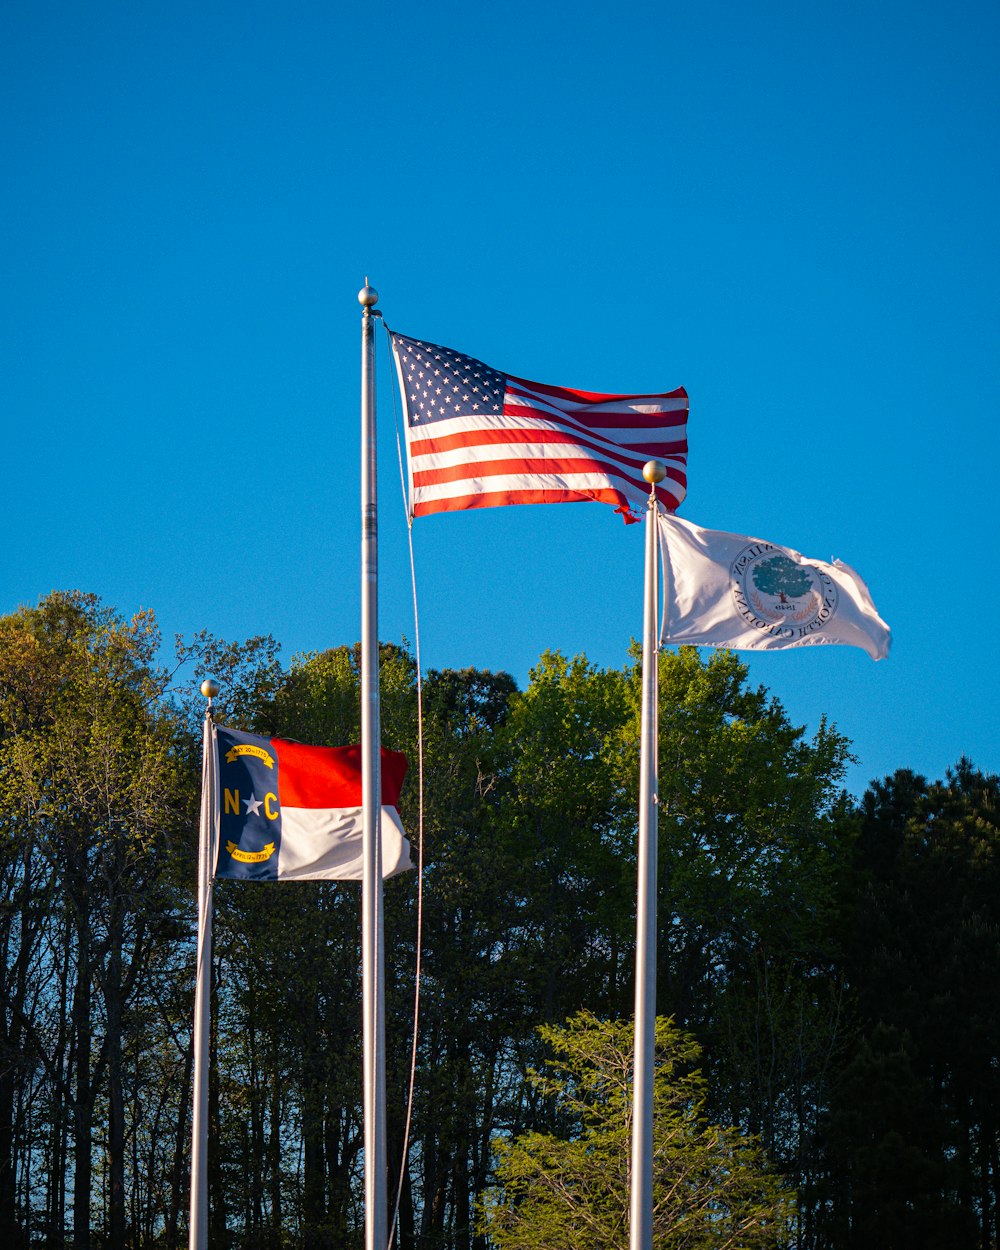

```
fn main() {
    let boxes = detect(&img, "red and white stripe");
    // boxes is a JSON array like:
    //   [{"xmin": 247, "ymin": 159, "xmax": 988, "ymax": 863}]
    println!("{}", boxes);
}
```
[{"xmin": 399, "ymin": 363, "xmax": 688, "ymax": 521}]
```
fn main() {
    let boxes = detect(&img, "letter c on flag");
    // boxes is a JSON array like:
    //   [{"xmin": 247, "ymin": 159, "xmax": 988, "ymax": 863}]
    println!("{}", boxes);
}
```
[{"xmin": 264, "ymin": 792, "xmax": 279, "ymax": 820}]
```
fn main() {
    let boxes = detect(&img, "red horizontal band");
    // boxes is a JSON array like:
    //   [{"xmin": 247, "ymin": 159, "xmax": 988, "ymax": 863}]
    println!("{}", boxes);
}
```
[
  {"xmin": 412, "ymin": 484, "xmax": 683, "ymax": 516},
  {"xmin": 408, "ymin": 424, "xmax": 688, "ymax": 463},
  {"xmin": 272, "ymin": 739, "xmax": 408, "ymax": 808},
  {"xmin": 507, "ymin": 374, "xmax": 688, "ymax": 407}
]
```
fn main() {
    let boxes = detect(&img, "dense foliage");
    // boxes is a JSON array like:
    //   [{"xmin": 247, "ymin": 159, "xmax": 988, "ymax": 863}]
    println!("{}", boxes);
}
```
[
  {"xmin": 480, "ymin": 1013, "xmax": 792, "ymax": 1250},
  {"xmin": 0, "ymin": 591, "xmax": 996, "ymax": 1249}
]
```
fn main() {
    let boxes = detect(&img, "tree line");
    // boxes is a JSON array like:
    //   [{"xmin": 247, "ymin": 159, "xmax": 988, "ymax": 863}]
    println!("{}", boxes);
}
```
[{"xmin": 0, "ymin": 590, "xmax": 997, "ymax": 1249}]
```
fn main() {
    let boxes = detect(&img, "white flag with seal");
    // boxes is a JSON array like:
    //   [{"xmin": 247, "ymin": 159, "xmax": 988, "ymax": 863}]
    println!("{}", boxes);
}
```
[{"xmin": 658, "ymin": 514, "xmax": 891, "ymax": 660}]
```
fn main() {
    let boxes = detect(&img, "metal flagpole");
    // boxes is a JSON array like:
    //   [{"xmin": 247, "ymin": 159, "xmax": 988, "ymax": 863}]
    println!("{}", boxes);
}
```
[
  {"xmin": 359, "ymin": 280, "xmax": 388, "ymax": 1250},
  {"xmin": 630, "ymin": 461, "xmax": 665, "ymax": 1250},
  {"xmin": 189, "ymin": 677, "xmax": 219, "ymax": 1250}
]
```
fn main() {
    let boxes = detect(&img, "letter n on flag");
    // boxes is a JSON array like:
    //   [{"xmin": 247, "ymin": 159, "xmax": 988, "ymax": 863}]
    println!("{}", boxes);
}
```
[{"xmin": 212, "ymin": 726, "xmax": 411, "ymax": 881}]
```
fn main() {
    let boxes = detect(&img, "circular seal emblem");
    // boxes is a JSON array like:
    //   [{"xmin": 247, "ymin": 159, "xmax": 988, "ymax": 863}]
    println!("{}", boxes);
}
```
[{"xmin": 730, "ymin": 544, "xmax": 839, "ymax": 642}]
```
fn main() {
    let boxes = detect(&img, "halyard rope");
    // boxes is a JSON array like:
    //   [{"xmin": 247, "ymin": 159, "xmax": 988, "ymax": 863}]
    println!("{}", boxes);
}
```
[{"xmin": 383, "ymin": 319, "xmax": 425, "ymax": 1250}]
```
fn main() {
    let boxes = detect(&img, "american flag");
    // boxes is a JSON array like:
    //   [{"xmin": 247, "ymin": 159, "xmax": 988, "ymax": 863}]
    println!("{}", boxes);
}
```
[{"xmin": 389, "ymin": 332, "xmax": 688, "ymax": 521}]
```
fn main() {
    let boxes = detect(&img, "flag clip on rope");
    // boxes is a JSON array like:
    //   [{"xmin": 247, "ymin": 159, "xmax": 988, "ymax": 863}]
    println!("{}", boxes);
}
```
[
  {"xmin": 389, "ymin": 331, "xmax": 688, "ymax": 521},
  {"xmin": 212, "ymin": 726, "xmax": 411, "ymax": 881}
]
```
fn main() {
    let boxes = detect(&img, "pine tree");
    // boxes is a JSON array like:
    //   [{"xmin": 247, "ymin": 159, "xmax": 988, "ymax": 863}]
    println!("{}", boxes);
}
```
[{"xmin": 479, "ymin": 1012, "xmax": 792, "ymax": 1250}]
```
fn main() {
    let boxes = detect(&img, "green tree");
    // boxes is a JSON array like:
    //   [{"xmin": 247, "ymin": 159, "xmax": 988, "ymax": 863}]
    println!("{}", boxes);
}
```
[
  {"xmin": 479, "ymin": 1012, "xmax": 792, "ymax": 1250},
  {"xmin": 0, "ymin": 591, "xmax": 896, "ymax": 1250},
  {"xmin": 497, "ymin": 651, "xmax": 635, "ymax": 1024},
  {"xmin": 752, "ymin": 557, "xmax": 813, "ymax": 601},
  {"xmin": 816, "ymin": 1024, "xmax": 974, "ymax": 1250},
  {"xmin": 816, "ymin": 761, "xmax": 1000, "ymax": 1249},
  {"xmin": 0, "ymin": 592, "xmax": 195, "ymax": 1249}
]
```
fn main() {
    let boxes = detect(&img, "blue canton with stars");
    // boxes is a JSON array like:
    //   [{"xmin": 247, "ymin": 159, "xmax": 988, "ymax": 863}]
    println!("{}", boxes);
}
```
[{"xmin": 391, "ymin": 333, "xmax": 506, "ymax": 426}]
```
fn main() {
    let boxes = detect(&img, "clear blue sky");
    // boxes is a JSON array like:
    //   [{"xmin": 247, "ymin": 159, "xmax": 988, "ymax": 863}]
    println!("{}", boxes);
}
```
[{"xmin": 3, "ymin": 0, "xmax": 997, "ymax": 796}]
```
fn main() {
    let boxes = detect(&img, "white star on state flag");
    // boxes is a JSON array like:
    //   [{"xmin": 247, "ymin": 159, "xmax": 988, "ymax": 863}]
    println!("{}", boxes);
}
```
[{"xmin": 243, "ymin": 793, "xmax": 263, "ymax": 817}]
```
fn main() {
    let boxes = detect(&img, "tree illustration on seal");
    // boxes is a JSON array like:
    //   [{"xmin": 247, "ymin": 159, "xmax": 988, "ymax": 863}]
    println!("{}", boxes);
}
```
[{"xmin": 752, "ymin": 555, "xmax": 813, "ymax": 604}]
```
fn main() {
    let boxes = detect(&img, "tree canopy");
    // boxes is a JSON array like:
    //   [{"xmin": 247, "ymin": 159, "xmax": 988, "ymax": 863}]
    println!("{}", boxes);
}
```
[
  {"xmin": 752, "ymin": 556, "xmax": 814, "ymax": 600},
  {"xmin": 0, "ymin": 590, "xmax": 996, "ymax": 1250}
]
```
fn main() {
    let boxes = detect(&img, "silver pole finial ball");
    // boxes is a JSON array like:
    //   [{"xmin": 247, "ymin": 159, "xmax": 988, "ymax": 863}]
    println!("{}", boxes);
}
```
[
  {"xmin": 358, "ymin": 283, "xmax": 379, "ymax": 308},
  {"xmin": 200, "ymin": 679, "xmax": 220, "ymax": 700},
  {"xmin": 642, "ymin": 459, "xmax": 667, "ymax": 485}
]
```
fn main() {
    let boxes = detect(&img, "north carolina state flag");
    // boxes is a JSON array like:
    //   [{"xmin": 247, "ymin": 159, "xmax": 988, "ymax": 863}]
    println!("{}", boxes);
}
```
[{"xmin": 213, "ymin": 726, "xmax": 411, "ymax": 881}]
